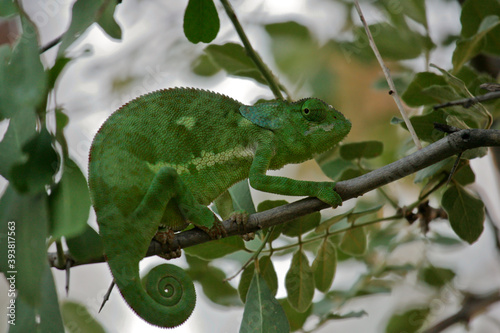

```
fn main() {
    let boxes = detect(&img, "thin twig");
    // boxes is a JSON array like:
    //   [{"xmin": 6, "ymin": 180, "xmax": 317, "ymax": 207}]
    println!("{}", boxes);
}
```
[
  {"xmin": 423, "ymin": 291, "xmax": 500, "ymax": 333},
  {"xmin": 434, "ymin": 91, "xmax": 500, "ymax": 110},
  {"xmin": 219, "ymin": 0, "xmax": 288, "ymax": 100},
  {"xmin": 353, "ymin": 1, "xmax": 422, "ymax": 150},
  {"xmin": 47, "ymin": 129, "xmax": 500, "ymax": 268}
]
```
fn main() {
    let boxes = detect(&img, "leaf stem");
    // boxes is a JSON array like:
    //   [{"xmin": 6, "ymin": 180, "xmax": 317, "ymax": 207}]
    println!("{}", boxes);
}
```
[{"xmin": 219, "ymin": 0, "xmax": 288, "ymax": 100}]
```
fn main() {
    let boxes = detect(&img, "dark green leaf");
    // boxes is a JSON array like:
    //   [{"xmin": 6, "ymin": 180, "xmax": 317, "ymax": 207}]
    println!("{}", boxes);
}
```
[
  {"xmin": 461, "ymin": 0, "xmax": 500, "ymax": 55},
  {"xmin": 453, "ymin": 163, "xmax": 475, "ymax": 185},
  {"xmin": 419, "ymin": 266, "xmax": 455, "ymax": 288},
  {"xmin": 0, "ymin": 0, "xmax": 17, "ymax": 17},
  {"xmin": 184, "ymin": 236, "xmax": 245, "ymax": 260},
  {"xmin": 0, "ymin": 186, "xmax": 49, "ymax": 306},
  {"xmin": 58, "ymin": 0, "xmax": 121, "ymax": 56},
  {"xmin": 282, "ymin": 211, "xmax": 321, "ymax": 237},
  {"xmin": 183, "ymin": 0, "xmax": 220, "ymax": 44},
  {"xmin": 239, "ymin": 256, "xmax": 278, "ymax": 304},
  {"xmin": 453, "ymin": 16, "xmax": 500, "ymax": 72},
  {"xmin": 229, "ymin": 179, "xmax": 256, "ymax": 214},
  {"xmin": 9, "ymin": 264, "xmax": 65, "ymax": 333},
  {"xmin": 340, "ymin": 141, "xmax": 383, "ymax": 160},
  {"xmin": 319, "ymin": 158, "xmax": 355, "ymax": 181},
  {"xmin": 240, "ymin": 273, "xmax": 290, "ymax": 333},
  {"xmin": 402, "ymin": 72, "xmax": 447, "ymax": 107},
  {"xmin": 205, "ymin": 43, "xmax": 267, "ymax": 85},
  {"xmin": 10, "ymin": 128, "xmax": 58, "ymax": 193},
  {"xmin": 96, "ymin": 0, "xmax": 122, "ymax": 39},
  {"xmin": 385, "ymin": 308, "xmax": 430, "ymax": 333},
  {"xmin": 66, "ymin": 225, "xmax": 104, "ymax": 262},
  {"xmin": 285, "ymin": 250, "xmax": 314, "ymax": 312},
  {"xmin": 312, "ymin": 239, "xmax": 336, "ymax": 292},
  {"xmin": 49, "ymin": 159, "xmax": 91, "ymax": 238},
  {"xmin": 0, "ymin": 111, "xmax": 37, "ymax": 180},
  {"xmin": 442, "ymin": 184, "xmax": 485, "ymax": 243},
  {"xmin": 192, "ymin": 265, "xmax": 240, "ymax": 306},
  {"xmin": 48, "ymin": 56, "xmax": 72, "ymax": 91},
  {"xmin": 61, "ymin": 301, "xmax": 106, "ymax": 333},
  {"xmin": 406, "ymin": 110, "xmax": 447, "ymax": 143},
  {"xmin": 0, "ymin": 18, "xmax": 47, "ymax": 119},
  {"xmin": 191, "ymin": 53, "xmax": 221, "ymax": 76}
]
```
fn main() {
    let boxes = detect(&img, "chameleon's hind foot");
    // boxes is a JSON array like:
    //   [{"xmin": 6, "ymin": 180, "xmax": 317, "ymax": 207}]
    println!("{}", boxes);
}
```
[
  {"xmin": 197, "ymin": 214, "xmax": 227, "ymax": 239},
  {"xmin": 230, "ymin": 211, "xmax": 254, "ymax": 241},
  {"xmin": 154, "ymin": 229, "xmax": 182, "ymax": 259}
]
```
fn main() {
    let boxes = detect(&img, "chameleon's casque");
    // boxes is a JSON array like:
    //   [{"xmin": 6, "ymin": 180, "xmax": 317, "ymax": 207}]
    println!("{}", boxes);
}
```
[{"xmin": 88, "ymin": 87, "xmax": 351, "ymax": 327}]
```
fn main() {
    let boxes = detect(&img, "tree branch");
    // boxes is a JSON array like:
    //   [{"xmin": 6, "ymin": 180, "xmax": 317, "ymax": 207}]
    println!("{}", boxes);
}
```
[
  {"xmin": 48, "ymin": 128, "xmax": 500, "ymax": 269},
  {"xmin": 423, "ymin": 291, "xmax": 500, "ymax": 333},
  {"xmin": 433, "ymin": 91, "xmax": 500, "ymax": 109}
]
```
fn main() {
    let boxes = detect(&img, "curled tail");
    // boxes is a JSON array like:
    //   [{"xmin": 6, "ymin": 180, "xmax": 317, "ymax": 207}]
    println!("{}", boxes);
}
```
[{"xmin": 108, "ymin": 257, "xmax": 196, "ymax": 328}]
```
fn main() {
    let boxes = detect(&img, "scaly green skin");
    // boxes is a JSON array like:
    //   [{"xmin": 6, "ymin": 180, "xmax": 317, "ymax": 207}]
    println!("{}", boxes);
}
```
[{"xmin": 88, "ymin": 87, "xmax": 351, "ymax": 328}]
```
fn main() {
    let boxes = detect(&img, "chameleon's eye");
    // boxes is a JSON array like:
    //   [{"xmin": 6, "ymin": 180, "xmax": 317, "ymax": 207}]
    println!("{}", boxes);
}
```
[{"xmin": 301, "ymin": 99, "xmax": 327, "ymax": 122}]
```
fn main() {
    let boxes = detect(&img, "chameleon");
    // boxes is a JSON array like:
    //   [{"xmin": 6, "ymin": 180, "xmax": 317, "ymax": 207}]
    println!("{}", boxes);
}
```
[{"xmin": 88, "ymin": 87, "xmax": 351, "ymax": 328}]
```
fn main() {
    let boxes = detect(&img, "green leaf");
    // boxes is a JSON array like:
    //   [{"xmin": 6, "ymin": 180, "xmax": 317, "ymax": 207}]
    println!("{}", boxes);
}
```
[
  {"xmin": 348, "ymin": 204, "xmax": 384, "ymax": 223},
  {"xmin": 205, "ymin": 43, "xmax": 267, "ymax": 85},
  {"xmin": 442, "ymin": 184, "xmax": 485, "ymax": 243},
  {"xmin": 96, "ymin": 0, "xmax": 122, "ymax": 40},
  {"xmin": 0, "ymin": 0, "xmax": 17, "ymax": 17},
  {"xmin": 278, "ymin": 298, "xmax": 311, "ymax": 331},
  {"xmin": 453, "ymin": 163, "xmax": 475, "ymax": 186},
  {"xmin": 319, "ymin": 158, "xmax": 355, "ymax": 181},
  {"xmin": 240, "ymin": 273, "xmax": 290, "ymax": 333},
  {"xmin": 285, "ymin": 250, "xmax": 314, "ymax": 312},
  {"xmin": 461, "ymin": 0, "xmax": 500, "ymax": 55},
  {"xmin": 339, "ymin": 228, "xmax": 367, "ymax": 256},
  {"xmin": 414, "ymin": 158, "xmax": 453, "ymax": 183},
  {"xmin": 282, "ymin": 211, "xmax": 321, "ymax": 237},
  {"xmin": 0, "ymin": 186, "xmax": 49, "ymax": 306},
  {"xmin": 9, "ymin": 264, "xmax": 65, "ymax": 333},
  {"xmin": 402, "ymin": 72, "xmax": 447, "ymax": 107},
  {"xmin": 229, "ymin": 179, "xmax": 256, "ymax": 214},
  {"xmin": 183, "ymin": 0, "xmax": 220, "ymax": 44},
  {"xmin": 0, "ymin": 18, "xmax": 47, "ymax": 119},
  {"xmin": 315, "ymin": 208, "xmax": 354, "ymax": 233},
  {"xmin": 340, "ymin": 141, "xmax": 383, "ymax": 160},
  {"xmin": 400, "ymin": 0, "xmax": 428, "ymax": 29},
  {"xmin": 385, "ymin": 307, "xmax": 430, "ymax": 333},
  {"xmin": 191, "ymin": 265, "xmax": 240, "ymax": 306},
  {"xmin": 10, "ymin": 128, "xmax": 59, "ymax": 194},
  {"xmin": 191, "ymin": 53, "xmax": 221, "ymax": 76},
  {"xmin": 312, "ymin": 239, "xmax": 337, "ymax": 292},
  {"xmin": 239, "ymin": 256, "xmax": 278, "ymax": 304},
  {"xmin": 61, "ymin": 301, "xmax": 106, "ymax": 333},
  {"xmin": 406, "ymin": 110, "xmax": 447, "ymax": 143},
  {"xmin": 49, "ymin": 159, "xmax": 91, "ymax": 238},
  {"xmin": 0, "ymin": 111, "xmax": 37, "ymax": 180},
  {"xmin": 58, "ymin": 0, "xmax": 121, "ymax": 57},
  {"xmin": 66, "ymin": 225, "xmax": 103, "ymax": 262},
  {"xmin": 453, "ymin": 16, "xmax": 500, "ymax": 72},
  {"xmin": 48, "ymin": 56, "xmax": 72, "ymax": 91},
  {"xmin": 184, "ymin": 236, "xmax": 245, "ymax": 260},
  {"xmin": 419, "ymin": 266, "xmax": 455, "ymax": 288}
]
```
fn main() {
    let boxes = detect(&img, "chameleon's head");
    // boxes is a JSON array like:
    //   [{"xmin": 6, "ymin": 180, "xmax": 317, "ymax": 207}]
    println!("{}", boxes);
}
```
[{"xmin": 293, "ymin": 97, "xmax": 351, "ymax": 152}]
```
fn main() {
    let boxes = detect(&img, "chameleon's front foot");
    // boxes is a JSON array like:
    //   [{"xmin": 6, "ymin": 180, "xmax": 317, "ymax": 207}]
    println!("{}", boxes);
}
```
[
  {"xmin": 316, "ymin": 183, "xmax": 343, "ymax": 208},
  {"xmin": 154, "ymin": 229, "xmax": 182, "ymax": 259},
  {"xmin": 230, "ymin": 211, "xmax": 254, "ymax": 241}
]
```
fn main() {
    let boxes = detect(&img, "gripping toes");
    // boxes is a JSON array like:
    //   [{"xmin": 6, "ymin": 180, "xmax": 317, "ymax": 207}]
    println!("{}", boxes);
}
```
[{"xmin": 317, "ymin": 184, "xmax": 343, "ymax": 208}]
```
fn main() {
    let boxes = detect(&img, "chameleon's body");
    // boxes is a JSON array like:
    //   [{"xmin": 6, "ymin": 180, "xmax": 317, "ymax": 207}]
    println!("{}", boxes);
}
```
[{"xmin": 88, "ymin": 87, "xmax": 350, "ymax": 328}]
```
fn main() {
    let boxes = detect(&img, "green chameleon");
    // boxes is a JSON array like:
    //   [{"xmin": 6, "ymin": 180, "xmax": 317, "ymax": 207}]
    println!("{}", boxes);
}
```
[{"xmin": 88, "ymin": 87, "xmax": 351, "ymax": 328}]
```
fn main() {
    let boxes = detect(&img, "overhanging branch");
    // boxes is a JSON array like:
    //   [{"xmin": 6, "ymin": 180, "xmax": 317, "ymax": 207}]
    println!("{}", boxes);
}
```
[{"xmin": 48, "ymin": 128, "xmax": 500, "ymax": 269}]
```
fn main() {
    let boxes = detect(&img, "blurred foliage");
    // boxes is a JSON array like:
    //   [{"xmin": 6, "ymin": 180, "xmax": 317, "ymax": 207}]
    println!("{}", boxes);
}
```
[{"xmin": 1, "ymin": 0, "xmax": 499, "ymax": 332}]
